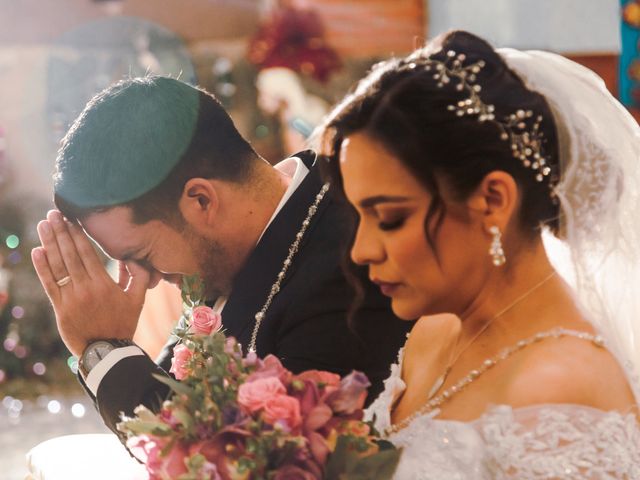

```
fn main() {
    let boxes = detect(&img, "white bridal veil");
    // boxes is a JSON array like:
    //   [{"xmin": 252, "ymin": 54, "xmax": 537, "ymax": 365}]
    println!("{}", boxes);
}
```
[{"xmin": 499, "ymin": 48, "xmax": 640, "ymax": 397}]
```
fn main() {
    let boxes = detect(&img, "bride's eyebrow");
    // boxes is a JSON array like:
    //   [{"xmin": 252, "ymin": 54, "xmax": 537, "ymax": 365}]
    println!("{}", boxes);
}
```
[{"xmin": 359, "ymin": 195, "xmax": 411, "ymax": 208}]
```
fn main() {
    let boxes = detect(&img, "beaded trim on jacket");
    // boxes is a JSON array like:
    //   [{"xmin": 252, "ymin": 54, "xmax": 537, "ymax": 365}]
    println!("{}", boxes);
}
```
[{"xmin": 248, "ymin": 183, "xmax": 331, "ymax": 353}]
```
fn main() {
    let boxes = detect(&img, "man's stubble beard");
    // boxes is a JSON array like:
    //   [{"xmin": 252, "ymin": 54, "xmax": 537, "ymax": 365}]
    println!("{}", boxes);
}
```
[{"xmin": 190, "ymin": 232, "xmax": 237, "ymax": 300}]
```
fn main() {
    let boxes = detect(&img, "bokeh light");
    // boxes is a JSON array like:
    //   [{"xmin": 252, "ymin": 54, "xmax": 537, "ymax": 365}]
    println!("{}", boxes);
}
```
[
  {"xmin": 67, "ymin": 356, "xmax": 79, "ymax": 374},
  {"xmin": 3, "ymin": 338, "xmax": 17, "ymax": 352},
  {"xmin": 11, "ymin": 305, "xmax": 25, "ymax": 319},
  {"xmin": 33, "ymin": 362, "xmax": 46, "ymax": 376},
  {"xmin": 255, "ymin": 124, "xmax": 269, "ymax": 138},
  {"xmin": 5, "ymin": 234, "xmax": 20, "ymax": 249},
  {"xmin": 14, "ymin": 346, "xmax": 28, "ymax": 359},
  {"xmin": 7, "ymin": 250, "xmax": 22, "ymax": 265},
  {"xmin": 47, "ymin": 400, "xmax": 61, "ymax": 414},
  {"xmin": 71, "ymin": 403, "xmax": 86, "ymax": 418}
]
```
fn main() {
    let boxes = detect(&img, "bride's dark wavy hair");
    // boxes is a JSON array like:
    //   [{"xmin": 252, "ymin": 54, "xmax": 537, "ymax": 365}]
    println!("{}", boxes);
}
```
[{"xmin": 319, "ymin": 30, "xmax": 561, "ymax": 320}]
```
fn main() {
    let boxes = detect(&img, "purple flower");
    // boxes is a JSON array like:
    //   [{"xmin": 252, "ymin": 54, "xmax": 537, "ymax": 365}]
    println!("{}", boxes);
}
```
[{"xmin": 327, "ymin": 371, "xmax": 370, "ymax": 415}]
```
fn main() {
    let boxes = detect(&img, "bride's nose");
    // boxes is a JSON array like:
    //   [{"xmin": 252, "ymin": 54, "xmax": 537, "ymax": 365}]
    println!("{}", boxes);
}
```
[{"xmin": 351, "ymin": 225, "xmax": 385, "ymax": 266}]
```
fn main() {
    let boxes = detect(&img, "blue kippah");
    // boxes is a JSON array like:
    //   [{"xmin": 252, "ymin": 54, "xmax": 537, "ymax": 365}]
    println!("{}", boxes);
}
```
[{"xmin": 54, "ymin": 76, "xmax": 199, "ymax": 208}]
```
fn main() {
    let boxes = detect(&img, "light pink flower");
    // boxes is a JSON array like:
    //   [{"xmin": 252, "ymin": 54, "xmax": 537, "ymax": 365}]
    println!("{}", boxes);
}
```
[
  {"xmin": 127, "ymin": 435, "xmax": 188, "ymax": 480},
  {"xmin": 242, "ymin": 351, "xmax": 259, "ymax": 368},
  {"xmin": 170, "ymin": 343, "xmax": 193, "ymax": 380},
  {"xmin": 237, "ymin": 377, "xmax": 286, "ymax": 412},
  {"xmin": 246, "ymin": 354, "xmax": 291, "ymax": 384},
  {"xmin": 304, "ymin": 403, "xmax": 333, "ymax": 431},
  {"xmin": 295, "ymin": 370, "xmax": 341, "ymax": 389},
  {"xmin": 190, "ymin": 306, "xmax": 222, "ymax": 335},
  {"xmin": 263, "ymin": 394, "xmax": 302, "ymax": 431},
  {"xmin": 306, "ymin": 431, "xmax": 330, "ymax": 465}
]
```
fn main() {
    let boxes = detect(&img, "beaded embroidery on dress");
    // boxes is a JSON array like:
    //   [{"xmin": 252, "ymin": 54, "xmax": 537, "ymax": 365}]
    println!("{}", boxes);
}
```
[{"xmin": 365, "ymin": 338, "xmax": 640, "ymax": 480}]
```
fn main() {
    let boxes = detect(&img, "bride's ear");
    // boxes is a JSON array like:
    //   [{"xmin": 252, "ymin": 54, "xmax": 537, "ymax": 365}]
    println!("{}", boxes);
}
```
[{"xmin": 465, "ymin": 171, "xmax": 519, "ymax": 234}]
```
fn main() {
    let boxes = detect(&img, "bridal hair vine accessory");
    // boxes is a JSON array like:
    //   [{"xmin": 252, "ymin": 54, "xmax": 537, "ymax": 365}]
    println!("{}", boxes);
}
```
[
  {"xmin": 400, "ymin": 50, "xmax": 554, "ymax": 188},
  {"xmin": 489, "ymin": 226, "xmax": 506, "ymax": 266}
]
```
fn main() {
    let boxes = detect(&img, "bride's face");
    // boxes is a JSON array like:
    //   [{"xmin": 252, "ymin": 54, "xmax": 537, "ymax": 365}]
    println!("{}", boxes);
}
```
[{"xmin": 340, "ymin": 133, "xmax": 489, "ymax": 320}]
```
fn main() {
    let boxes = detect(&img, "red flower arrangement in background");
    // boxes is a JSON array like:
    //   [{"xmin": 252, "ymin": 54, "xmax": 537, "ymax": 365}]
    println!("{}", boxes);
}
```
[{"xmin": 248, "ymin": 3, "xmax": 342, "ymax": 83}]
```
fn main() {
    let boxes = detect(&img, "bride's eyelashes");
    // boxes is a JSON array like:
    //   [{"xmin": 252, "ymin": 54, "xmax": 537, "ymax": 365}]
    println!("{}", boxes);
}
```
[{"xmin": 379, "ymin": 217, "xmax": 406, "ymax": 231}]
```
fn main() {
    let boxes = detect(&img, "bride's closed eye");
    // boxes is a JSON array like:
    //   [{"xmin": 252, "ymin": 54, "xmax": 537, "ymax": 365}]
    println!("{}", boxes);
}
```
[{"xmin": 379, "ymin": 217, "xmax": 405, "ymax": 231}]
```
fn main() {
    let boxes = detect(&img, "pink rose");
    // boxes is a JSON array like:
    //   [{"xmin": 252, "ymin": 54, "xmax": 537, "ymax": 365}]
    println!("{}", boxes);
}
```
[
  {"xmin": 127, "ymin": 435, "xmax": 188, "ymax": 480},
  {"xmin": 237, "ymin": 377, "xmax": 286, "ymax": 412},
  {"xmin": 190, "ymin": 306, "xmax": 222, "ymax": 335},
  {"xmin": 263, "ymin": 394, "xmax": 302, "ymax": 431},
  {"xmin": 170, "ymin": 343, "xmax": 193, "ymax": 380}
]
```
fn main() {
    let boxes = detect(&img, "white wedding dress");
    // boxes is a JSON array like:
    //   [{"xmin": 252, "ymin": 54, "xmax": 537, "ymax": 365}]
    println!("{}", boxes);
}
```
[{"xmin": 365, "ymin": 343, "xmax": 640, "ymax": 480}]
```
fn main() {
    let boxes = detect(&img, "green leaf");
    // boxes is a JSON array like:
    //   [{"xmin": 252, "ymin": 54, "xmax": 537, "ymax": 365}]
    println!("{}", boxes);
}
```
[
  {"xmin": 181, "ymin": 274, "xmax": 205, "ymax": 306},
  {"xmin": 152, "ymin": 373, "xmax": 196, "ymax": 397},
  {"xmin": 324, "ymin": 436, "xmax": 402, "ymax": 480},
  {"xmin": 117, "ymin": 418, "xmax": 173, "ymax": 436},
  {"xmin": 172, "ymin": 408, "xmax": 194, "ymax": 430},
  {"xmin": 324, "ymin": 436, "xmax": 357, "ymax": 479},
  {"xmin": 347, "ymin": 448, "xmax": 402, "ymax": 480}
]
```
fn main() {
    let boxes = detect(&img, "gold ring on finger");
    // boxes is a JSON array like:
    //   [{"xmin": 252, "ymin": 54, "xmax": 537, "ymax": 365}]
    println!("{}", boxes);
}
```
[{"xmin": 56, "ymin": 275, "xmax": 72, "ymax": 287}]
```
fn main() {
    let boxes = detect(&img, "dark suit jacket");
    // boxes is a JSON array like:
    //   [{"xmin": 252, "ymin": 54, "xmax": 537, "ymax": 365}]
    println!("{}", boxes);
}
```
[{"xmin": 85, "ymin": 151, "xmax": 412, "ymax": 439}]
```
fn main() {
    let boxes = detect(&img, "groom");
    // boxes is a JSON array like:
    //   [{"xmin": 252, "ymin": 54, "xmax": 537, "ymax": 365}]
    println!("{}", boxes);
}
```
[{"xmin": 32, "ymin": 76, "xmax": 411, "ymax": 439}]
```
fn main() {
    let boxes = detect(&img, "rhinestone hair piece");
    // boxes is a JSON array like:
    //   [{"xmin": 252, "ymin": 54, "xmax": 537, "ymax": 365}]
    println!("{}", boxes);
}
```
[{"xmin": 402, "ymin": 50, "xmax": 553, "ymax": 185}]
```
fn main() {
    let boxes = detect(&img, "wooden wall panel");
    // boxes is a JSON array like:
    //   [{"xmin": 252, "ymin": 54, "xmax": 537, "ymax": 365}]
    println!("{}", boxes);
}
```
[
  {"xmin": 311, "ymin": 0, "xmax": 426, "ymax": 58},
  {"xmin": 567, "ymin": 53, "xmax": 639, "ymax": 123}
]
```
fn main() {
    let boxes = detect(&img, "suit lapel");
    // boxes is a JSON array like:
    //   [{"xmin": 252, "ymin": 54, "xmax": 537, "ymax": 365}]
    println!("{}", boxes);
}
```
[{"xmin": 220, "ymin": 151, "xmax": 330, "ymax": 341}]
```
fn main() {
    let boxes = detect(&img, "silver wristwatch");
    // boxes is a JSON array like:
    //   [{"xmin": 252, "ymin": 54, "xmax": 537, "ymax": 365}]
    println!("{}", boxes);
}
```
[{"xmin": 78, "ymin": 339, "xmax": 135, "ymax": 378}]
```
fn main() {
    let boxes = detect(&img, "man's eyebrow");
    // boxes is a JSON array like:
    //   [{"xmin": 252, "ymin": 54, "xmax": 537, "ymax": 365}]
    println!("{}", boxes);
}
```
[{"xmin": 359, "ymin": 195, "xmax": 411, "ymax": 208}]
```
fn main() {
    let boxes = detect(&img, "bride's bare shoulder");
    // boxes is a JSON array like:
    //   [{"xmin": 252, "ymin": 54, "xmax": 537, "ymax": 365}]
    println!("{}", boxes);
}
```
[
  {"xmin": 504, "ymin": 332, "xmax": 637, "ymax": 412},
  {"xmin": 402, "ymin": 314, "xmax": 460, "ymax": 367},
  {"xmin": 405, "ymin": 314, "xmax": 460, "ymax": 349}
]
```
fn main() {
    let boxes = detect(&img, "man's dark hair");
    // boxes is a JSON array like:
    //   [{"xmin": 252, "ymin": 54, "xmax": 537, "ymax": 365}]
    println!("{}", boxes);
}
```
[{"xmin": 54, "ymin": 76, "xmax": 259, "ymax": 225}]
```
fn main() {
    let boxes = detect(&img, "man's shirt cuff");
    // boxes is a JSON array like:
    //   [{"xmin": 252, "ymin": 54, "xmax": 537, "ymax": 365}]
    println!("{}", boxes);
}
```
[{"xmin": 84, "ymin": 346, "xmax": 145, "ymax": 396}]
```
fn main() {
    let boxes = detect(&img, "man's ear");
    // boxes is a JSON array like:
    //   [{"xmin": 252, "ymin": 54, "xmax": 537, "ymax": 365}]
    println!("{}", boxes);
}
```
[
  {"xmin": 178, "ymin": 178, "xmax": 219, "ymax": 229},
  {"xmin": 465, "ymin": 171, "xmax": 519, "ymax": 235}
]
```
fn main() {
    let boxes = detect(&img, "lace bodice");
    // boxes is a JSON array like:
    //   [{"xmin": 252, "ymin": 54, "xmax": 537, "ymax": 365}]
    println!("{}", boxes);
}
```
[{"xmin": 366, "ymin": 347, "xmax": 640, "ymax": 479}]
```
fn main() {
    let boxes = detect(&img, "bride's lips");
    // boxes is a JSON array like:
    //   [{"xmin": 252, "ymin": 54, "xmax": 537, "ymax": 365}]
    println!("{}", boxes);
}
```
[{"xmin": 371, "ymin": 278, "xmax": 401, "ymax": 297}]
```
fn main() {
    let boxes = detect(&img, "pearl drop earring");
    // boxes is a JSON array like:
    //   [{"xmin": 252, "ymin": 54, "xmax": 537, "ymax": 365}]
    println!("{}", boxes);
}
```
[{"xmin": 489, "ymin": 226, "xmax": 506, "ymax": 266}]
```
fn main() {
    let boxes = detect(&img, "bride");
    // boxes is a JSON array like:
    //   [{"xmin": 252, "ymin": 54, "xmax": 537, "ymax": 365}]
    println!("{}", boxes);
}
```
[{"xmin": 318, "ymin": 30, "xmax": 640, "ymax": 478}]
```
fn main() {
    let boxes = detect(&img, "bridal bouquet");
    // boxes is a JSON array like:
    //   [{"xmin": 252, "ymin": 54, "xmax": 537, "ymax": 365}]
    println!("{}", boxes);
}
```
[{"xmin": 118, "ymin": 277, "xmax": 401, "ymax": 480}]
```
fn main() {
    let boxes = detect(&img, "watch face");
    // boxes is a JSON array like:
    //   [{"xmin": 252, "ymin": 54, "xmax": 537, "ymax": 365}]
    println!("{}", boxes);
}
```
[{"xmin": 81, "ymin": 341, "xmax": 116, "ymax": 373}]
